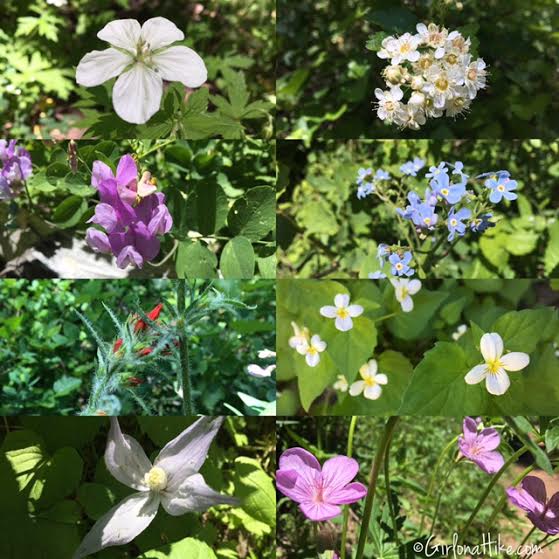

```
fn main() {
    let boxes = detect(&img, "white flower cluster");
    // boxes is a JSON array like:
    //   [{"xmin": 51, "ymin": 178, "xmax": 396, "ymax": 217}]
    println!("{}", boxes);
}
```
[{"xmin": 374, "ymin": 23, "xmax": 487, "ymax": 129}]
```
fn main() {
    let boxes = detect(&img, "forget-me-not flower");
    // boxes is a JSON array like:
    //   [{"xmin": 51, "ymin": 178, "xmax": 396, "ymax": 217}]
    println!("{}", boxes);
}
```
[
  {"xmin": 400, "ymin": 157, "xmax": 425, "ymax": 176},
  {"xmin": 388, "ymin": 251, "xmax": 414, "ymax": 277},
  {"xmin": 485, "ymin": 176, "xmax": 518, "ymax": 203},
  {"xmin": 447, "ymin": 207, "xmax": 472, "ymax": 241}
]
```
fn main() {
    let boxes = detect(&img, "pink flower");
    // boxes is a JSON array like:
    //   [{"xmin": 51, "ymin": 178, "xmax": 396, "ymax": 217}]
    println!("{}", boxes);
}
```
[
  {"xmin": 458, "ymin": 417, "xmax": 504, "ymax": 474},
  {"xmin": 276, "ymin": 447, "xmax": 367, "ymax": 521},
  {"xmin": 507, "ymin": 477, "xmax": 559, "ymax": 535}
]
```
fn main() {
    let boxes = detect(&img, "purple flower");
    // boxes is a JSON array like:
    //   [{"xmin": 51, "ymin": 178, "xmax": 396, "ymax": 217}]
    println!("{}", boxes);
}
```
[
  {"xmin": 389, "ymin": 251, "xmax": 414, "ymax": 277},
  {"xmin": 447, "ymin": 207, "xmax": 471, "ymax": 241},
  {"xmin": 458, "ymin": 417, "xmax": 504, "ymax": 474},
  {"xmin": 86, "ymin": 155, "xmax": 173, "ymax": 269},
  {"xmin": 507, "ymin": 476, "xmax": 559, "ymax": 535},
  {"xmin": 0, "ymin": 140, "xmax": 32, "ymax": 200},
  {"xmin": 276, "ymin": 447, "xmax": 367, "ymax": 521},
  {"xmin": 485, "ymin": 176, "xmax": 518, "ymax": 203},
  {"xmin": 430, "ymin": 171, "xmax": 466, "ymax": 205}
]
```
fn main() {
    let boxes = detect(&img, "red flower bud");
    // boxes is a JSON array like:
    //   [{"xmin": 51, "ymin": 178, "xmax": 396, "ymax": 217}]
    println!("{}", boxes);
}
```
[
  {"xmin": 138, "ymin": 347, "xmax": 153, "ymax": 357},
  {"xmin": 127, "ymin": 377, "xmax": 144, "ymax": 386},
  {"xmin": 95, "ymin": 410, "xmax": 107, "ymax": 416},
  {"xmin": 113, "ymin": 338, "xmax": 123, "ymax": 353},
  {"xmin": 134, "ymin": 303, "xmax": 164, "ymax": 333}
]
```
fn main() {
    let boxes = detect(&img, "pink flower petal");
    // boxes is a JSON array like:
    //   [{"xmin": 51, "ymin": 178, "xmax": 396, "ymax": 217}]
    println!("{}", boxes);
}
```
[{"xmin": 299, "ymin": 501, "xmax": 342, "ymax": 521}]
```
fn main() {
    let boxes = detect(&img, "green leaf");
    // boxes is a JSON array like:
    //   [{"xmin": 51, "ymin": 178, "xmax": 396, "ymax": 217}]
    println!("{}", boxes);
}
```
[
  {"xmin": 182, "ymin": 113, "xmax": 244, "ymax": 139},
  {"xmin": 544, "ymin": 221, "xmax": 559, "ymax": 275},
  {"xmin": 227, "ymin": 186, "xmax": 275, "ymax": 240},
  {"xmin": 51, "ymin": 196, "xmax": 88, "ymax": 229},
  {"xmin": 545, "ymin": 426, "xmax": 559, "ymax": 453},
  {"xmin": 53, "ymin": 376, "xmax": 81, "ymax": 397},
  {"xmin": 366, "ymin": 32, "xmax": 389, "ymax": 51},
  {"xmin": 176, "ymin": 241, "xmax": 218, "ymax": 278},
  {"xmin": 220, "ymin": 237, "xmax": 255, "ymax": 279},
  {"xmin": 165, "ymin": 144, "xmax": 193, "ymax": 167},
  {"xmin": 140, "ymin": 537, "xmax": 217, "ymax": 559},
  {"xmin": 77, "ymin": 483, "xmax": 116, "ymax": 520},
  {"xmin": 367, "ymin": 7, "xmax": 418, "ymax": 33},
  {"xmin": 184, "ymin": 181, "xmax": 228, "ymax": 235},
  {"xmin": 257, "ymin": 254, "xmax": 276, "ymax": 278},
  {"xmin": 234, "ymin": 456, "xmax": 275, "ymax": 529}
]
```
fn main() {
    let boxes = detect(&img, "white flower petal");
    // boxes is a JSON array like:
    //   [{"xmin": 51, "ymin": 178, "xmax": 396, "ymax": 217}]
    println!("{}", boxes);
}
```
[
  {"xmin": 112, "ymin": 64, "xmax": 163, "ymax": 124},
  {"xmin": 105, "ymin": 418, "xmax": 152, "ymax": 491},
  {"xmin": 486, "ymin": 369, "xmax": 511, "ymax": 396},
  {"xmin": 247, "ymin": 364, "xmax": 275, "ymax": 378},
  {"xmin": 464, "ymin": 364, "xmax": 487, "ymax": 385},
  {"xmin": 349, "ymin": 381, "xmax": 365, "ymax": 396},
  {"xmin": 335, "ymin": 316, "xmax": 353, "ymax": 331},
  {"xmin": 97, "ymin": 19, "xmax": 141, "ymax": 52},
  {"xmin": 334, "ymin": 293, "xmax": 350, "ymax": 308},
  {"xmin": 311, "ymin": 335, "xmax": 326, "ymax": 352},
  {"xmin": 347, "ymin": 304, "xmax": 364, "ymax": 317},
  {"xmin": 141, "ymin": 17, "xmax": 184, "ymax": 50},
  {"xmin": 306, "ymin": 352, "xmax": 320, "ymax": 367},
  {"xmin": 364, "ymin": 384, "xmax": 382, "ymax": 400},
  {"xmin": 73, "ymin": 492, "xmax": 159, "ymax": 559},
  {"xmin": 161, "ymin": 473, "xmax": 238, "ymax": 516},
  {"xmin": 320, "ymin": 305, "xmax": 337, "ymax": 318},
  {"xmin": 401, "ymin": 295, "xmax": 414, "ymax": 313},
  {"xmin": 367, "ymin": 359, "xmax": 378, "ymax": 375},
  {"xmin": 489, "ymin": 333, "xmax": 504, "ymax": 358},
  {"xmin": 407, "ymin": 279, "xmax": 422, "ymax": 294},
  {"xmin": 154, "ymin": 417, "xmax": 223, "ymax": 493},
  {"xmin": 152, "ymin": 46, "xmax": 207, "ymax": 88},
  {"xmin": 480, "ymin": 332, "xmax": 502, "ymax": 362},
  {"xmin": 500, "ymin": 352, "xmax": 530, "ymax": 372},
  {"xmin": 76, "ymin": 48, "xmax": 132, "ymax": 87},
  {"xmin": 375, "ymin": 373, "xmax": 388, "ymax": 385},
  {"xmin": 295, "ymin": 341, "xmax": 309, "ymax": 355}
]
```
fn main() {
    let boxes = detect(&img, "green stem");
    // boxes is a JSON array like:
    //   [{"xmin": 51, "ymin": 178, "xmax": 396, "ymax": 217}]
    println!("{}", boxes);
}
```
[
  {"xmin": 340, "ymin": 416, "xmax": 358, "ymax": 559},
  {"xmin": 373, "ymin": 312, "xmax": 397, "ymax": 323},
  {"xmin": 428, "ymin": 458, "xmax": 458, "ymax": 538},
  {"xmin": 535, "ymin": 535, "xmax": 557, "ymax": 555},
  {"xmin": 518, "ymin": 525, "xmax": 537, "ymax": 550},
  {"xmin": 176, "ymin": 280, "xmax": 193, "ymax": 415},
  {"xmin": 484, "ymin": 464, "xmax": 534, "ymax": 531},
  {"xmin": 458, "ymin": 444, "xmax": 529, "ymax": 545},
  {"xmin": 137, "ymin": 139, "xmax": 175, "ymax": 160},
  {"xmin": 384, "ymin": 436, "xmax": 400, "ymax": 548},
  {"xmin": 355, "ymin": 417, "xmax": 399, "ymax": 559}
]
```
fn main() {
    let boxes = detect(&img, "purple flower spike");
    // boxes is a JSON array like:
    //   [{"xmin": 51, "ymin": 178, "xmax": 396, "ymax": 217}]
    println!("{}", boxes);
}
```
[
  {"xmin": 276, "ymin": 447, "xmax": 367, "ymax": 522},
  {"xmin": 507, "ymin": 476, "xmax": 559, "ymax": 535},
  {"xmin": 458, "ymin": 417, "xmax": 504, "ymax": 474},
  {"xmin": 86, "ymin": 154, "xmax": 173, "ymax": 269},
  {"xmin": 0, "ymin": 139, "xmax": 33, "ymax": 200}
]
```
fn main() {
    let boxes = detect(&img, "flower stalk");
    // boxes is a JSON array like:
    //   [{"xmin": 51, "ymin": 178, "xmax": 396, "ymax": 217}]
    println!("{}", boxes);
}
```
[{"xmin": 176, "ymin": 279, "xmax": 193, "ymax": 415}]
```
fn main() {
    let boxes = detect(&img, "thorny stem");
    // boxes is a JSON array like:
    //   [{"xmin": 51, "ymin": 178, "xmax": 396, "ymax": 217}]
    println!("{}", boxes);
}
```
[
  {"xmin": 176, "ymin": 280, "xmax": 193, "ymax": 415},
  {"xmin": 340, "ymin": 416, "xmax": 358, "ymax": 559},
  {"xmin": 458, "ymin": 444, "xmax": 530, "ymax": 545},
  {"xmin": 355, "ymin": 416, "xmax": 399, "ymax": 559}
]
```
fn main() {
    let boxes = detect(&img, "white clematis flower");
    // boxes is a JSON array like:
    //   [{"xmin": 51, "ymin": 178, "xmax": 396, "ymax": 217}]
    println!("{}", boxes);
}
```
[
  {"xmin": 296, "ymin": 334, "xmax": 327, "ymax": 367},
  {"xmin": 349, "ymin": 359, "xmax": 388, "ymax": 400},
  {"xmin": 390, "ymin": 278, "xmax": 422, "ymax": 312},
  {"xmin": 76, "ymin": 17, "xmax": 207, "ymax": 124},
  {"xmin": 464, "ymin": 332, "xmax": 530, "ymax": 396},
  {"xmin": 74, "ymin": 417, "xmax": 238, "ymax": 559},
  {"xmin": 320, "ymin": 293, "xmax": 364, "ymax": 332}
]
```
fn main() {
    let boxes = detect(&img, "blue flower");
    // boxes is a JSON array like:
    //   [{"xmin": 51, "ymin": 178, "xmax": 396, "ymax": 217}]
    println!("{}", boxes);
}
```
[
  {"xmin": 430, "ymin": 171, "xmax": 466, "ymax": 205},
  {"xmin": 375, "ymin": 169, "xmax": 390, "ymax": 181},
  {"xmin": 377, "ymin": 243, "xmax": 389, "ymax": 265},
  {"xmin": 396, "ymin": 191, "xmax": 422, "ymax": 220},
  {"xmin": 356, "ymin": 167, "xmax": 373, "ymax": 185},
  {"xmin": 357, "ymin": 181, "xmax": 375, "ymax": 199},
  {"xmin": 447, "ymin": 207, "xmax": 472, "ymax": 241},
  {"xmin": 368, "ymin": 271, "xmax": 387, "ymax": 279},
  {"xmin": 412, "ymin": 202, "xmax": 438, "ymax": 230},
  {"xmin": 452, "ymin": 161, "xmax": 469, "ymax": 181},
  {"xmin": 476, "ymin": 170, "xmax": 510, "ymax": 180},
  {"xmin": 470, "ymin": 213, "xmax": 495, "ymax": 233},
  {"xmin": 485, "ymin": 177, "xmax": 518, "ymax": 203},
  {"xmin": 389, "ymin": 252, "xmax": 415, "ymax": 277},
  {"xmin": 400, "ymin": 157, "xmax": 425, "ymax": 176},
  {"xmin": 425, "ymin": 162, "xmax": 448, "ymax": 179}
]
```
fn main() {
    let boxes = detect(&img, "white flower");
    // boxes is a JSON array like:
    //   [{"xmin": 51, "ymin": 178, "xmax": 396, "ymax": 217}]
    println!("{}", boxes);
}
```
[
  {"xmin": 296, "ymin": 334, "xmax": 327, "ymax": 367},
  {"xmin": 391, "ymin": 33, "xmax": 421, "ymax": 64},
  {"xmin": 390, "ymin": 278, "xmax": 422, "ymax": 312},
  {"xmin": 377, "ymin": 36, "xmax": 399, "ymax": 61},
  {"xmin": 47, "ymin": 0, "xmax": 67, "ymax": 6},
  {"xmin": 445, "ymin": 86, "xmax": 471, "ymax": 117},
  {"xmin": 374, "ymin": 87, "xmax": 405, "ymax": 123},
  {"xmin": 76, "ymin": 17, "xmax": 207, "ymax": 124},
  {"xmin": 258, "ymin": 349, "xmax": 276, "ymax": 359},
  {"xmin": 320, "ymin": 293, "xmax": 364, "ymax": 332},
  {"xmin": 73, "ymin": 417, "xmax": 238, "ymax": 559},
  {"xmin": 396, "ymin": 103, "xmax": 426, "ymax": 130},
  {"xmin": 247, "ymin": 364, "xmax": 276, "ymax": 378},
  {"xmin": 464, "ymin": 332, "xmax": 530, "ymax": 395},
  {"xmin": 289, "ymin": 321, "xmax": 310, "ymax": 351},
  {"xmin": 452, "ymin": 324, "xmax": 467, "ymax": 341},
  {"xmin": 349, "ymin": 360, "xmax": 388, "ymax": 400},
  {"xmin": 416, "ymin": 23, "xmax": 448, "ymax": 57},
  {"xmin": 333, "ymin": 374, "xmax": 349, "ymax": 392},
  {"xmin": 463, "ymin": 56, "xmax": 487, "ymax": 99}
]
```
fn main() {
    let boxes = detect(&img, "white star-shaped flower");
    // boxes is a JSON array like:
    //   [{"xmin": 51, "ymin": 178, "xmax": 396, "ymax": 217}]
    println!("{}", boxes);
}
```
[
  {"xmin": 76, "ymin": 17, "xmax": 207, "ymax": 124},
  {"xmin": 464, "ymin": 332, "xmax": 530, "ymax": 395},
  {"xmin": 320, "ymin": 294, "xmax": 364, "ymax": 332},
  {"xmin": 349, "ymin": 360, "xmax": 388, "ymax": 400},
  {"xmin": 74, "ymin": 417, "xmax": 237, "ymax": 558}
]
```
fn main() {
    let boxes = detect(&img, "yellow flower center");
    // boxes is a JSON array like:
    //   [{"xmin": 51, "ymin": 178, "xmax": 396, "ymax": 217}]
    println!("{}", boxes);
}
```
[
  {"xmin": 467, "ymin": 69, "xmax": 477, "ymax": 80},
  {"xmin": 336, "ymin": 308, "xmax": 349, "ymax": 319},
  {"xmin": 441, "ymin": 188, "xmax": 449, "ymax": 196},
  {"xmin": 450, "ymin": 218, "xmax": 458, "ymax": 226},
  {"xmin": 497, "ymin": 185, "xmax": 505, "ymax": 192},
  {"xmin": 400, "ymin": 43, "xmax": 411, "ymax": 54},
  {"xmin": 447, "ymin": 54, "xmax": 458, "ymax": 64},
  {"xmin": 307, "ymin": 346, "xmax": 318, "ymax": 355},
  {"xmin": 364, "ymin": 375, "xmax": 377, "ymax": 387},
  {"xmin": 424, "ymin": 217, "xmax": 432, "ymax": 225},
  {"xmin": 435, "ymin": 78, "xmax": 449, "ymax": 91},
  {"xmin": 395, "ymin": 263, "xmax": 404, "ymax": 270},
  {"xmin": 486, "ymin": 359, "xmax": 503, "ymax": 375},
  {"xmin": 145, "ymin": 466, "xmax": 167, "ymax": 491},
  {"xmin": 385, "ymin": 100, "xmax": 395, "ymax": 111}
]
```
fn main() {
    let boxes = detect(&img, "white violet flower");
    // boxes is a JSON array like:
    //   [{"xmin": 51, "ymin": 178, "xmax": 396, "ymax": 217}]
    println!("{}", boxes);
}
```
[
  {"xmin": 296, "ymin": 334, "xmax": 327, "ymax": 367},
  {"xmin": 320, "ymin": 293, "xmax": 364, "ymax": 332},
  {"xmin": 258, "ymin": 349, "xmax": 276, "ymax": 359},
  {"xmin": 390, "ymin": 278, "xmax": 422, "ymax": 312},
  {"xmin": 333, "ymin": 374, "xmax": 349, "ymax": 392},
  {"xmin": 73, "ymin": 417, "xmax": 238, "ymax": 558},
  {"xmin": 349, "ymin": 360, "xmax": 388, "ymax": 400},
  {"xmin": 464, "ymin": 332, "xmax": 530, "ymax": 395},
  {"xmin": 289, "ymin": 321, "xmax": 310, "ymax": 351},
  {"xmin": 452, "ymin": 324, "xmax": 468, "ymax": 341},
  {"xmin": 247, "ymin": 364, "xmax": 276, "ymax": 378},
  {"xmin": 76, "ymin": 17, "xmax": 207, "ymax": 124}
]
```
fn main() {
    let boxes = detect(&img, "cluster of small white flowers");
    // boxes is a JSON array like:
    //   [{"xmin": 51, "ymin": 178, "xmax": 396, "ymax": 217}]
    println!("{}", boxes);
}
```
[{"xmin": 374, "ymin": 23, "xmax": 487, "ymax": 129}]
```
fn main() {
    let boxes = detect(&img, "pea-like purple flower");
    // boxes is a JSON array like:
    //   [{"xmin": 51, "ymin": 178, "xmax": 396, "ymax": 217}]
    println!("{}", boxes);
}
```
[
  {"xmin": 458, "ymin": 417, "xmax": 504, "ymax": 474},
  {"xmin": 507, "ymin": 476, "xmax": 559, "ymax": 535},
  {"xmin": 276, "ymin": 447, "xmax": 367, "ymax": 521},
  {"xmin": 0, "ymin": 140, "xmax": 32, "ymax": 200},
  {"xmin": 86, "ymin": 154, "xmax": 173, "ymax": 269}
]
